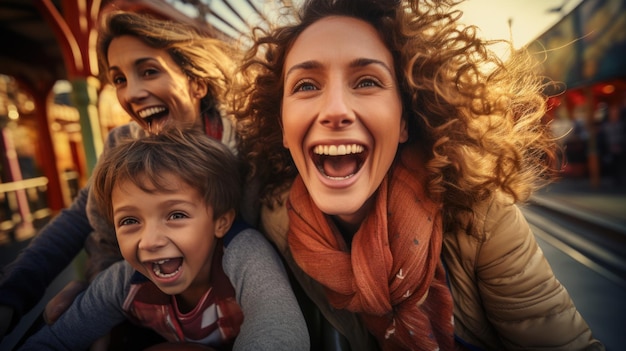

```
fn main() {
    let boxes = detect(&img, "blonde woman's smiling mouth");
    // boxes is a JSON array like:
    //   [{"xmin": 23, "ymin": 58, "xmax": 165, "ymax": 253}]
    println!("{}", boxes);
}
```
[
  {"xmin": 136, "ymin": 106, "xmax": 169, "ymax": 133},
  {"xmin": 311, "ymin": 143, "xmax": 367, "ymax": 180},
  {"xmin": 137, "ymin": 106, "xmax": 166, "ymax": 119}
]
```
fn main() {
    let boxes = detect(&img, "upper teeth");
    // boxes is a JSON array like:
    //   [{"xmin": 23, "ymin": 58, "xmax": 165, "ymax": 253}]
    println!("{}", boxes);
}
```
[
  {"xmin": 152, "ymin": 258, "xmax": 179, "ymax": 278},
  {"xmin": 313, "ymin": 144, "xmax": 364, "ymax": 156},
  {"xmin": 138, "ymin": 107, "xmax": 166, "ymax": 119}
]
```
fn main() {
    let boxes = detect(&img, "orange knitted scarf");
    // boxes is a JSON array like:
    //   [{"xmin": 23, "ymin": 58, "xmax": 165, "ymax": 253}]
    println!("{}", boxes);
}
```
[{"xmin": 287, "ymin": 149, "xmax": 455, "ymax": 351}]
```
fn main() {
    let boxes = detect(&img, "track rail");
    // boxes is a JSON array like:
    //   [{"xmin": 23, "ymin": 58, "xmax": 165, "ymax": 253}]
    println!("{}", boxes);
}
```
[{"xmin": 522, "ymin": 203, "xmax": 626, "ymax": 289}]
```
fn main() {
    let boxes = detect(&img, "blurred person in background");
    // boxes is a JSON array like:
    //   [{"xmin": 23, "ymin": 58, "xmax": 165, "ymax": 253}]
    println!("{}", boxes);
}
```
[{"xmin": 599, "ymin": 99, "xmax": 626, "ymax": 185}]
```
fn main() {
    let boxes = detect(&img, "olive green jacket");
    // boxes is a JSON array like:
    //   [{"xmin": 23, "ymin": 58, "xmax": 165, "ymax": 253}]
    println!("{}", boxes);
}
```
[{"xmin": 261, "ymin": 190, "xmax": 604, "ymax": 351}]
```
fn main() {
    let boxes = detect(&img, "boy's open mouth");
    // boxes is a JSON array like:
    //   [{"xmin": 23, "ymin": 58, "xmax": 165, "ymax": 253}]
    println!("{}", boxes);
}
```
[
  {"xmin": 311, "ymin": 144, "xmax": 367, "ymax": 179},
  {"xmin": 151, "ymin": 258, "xmax": 182, "ymax": 278}
]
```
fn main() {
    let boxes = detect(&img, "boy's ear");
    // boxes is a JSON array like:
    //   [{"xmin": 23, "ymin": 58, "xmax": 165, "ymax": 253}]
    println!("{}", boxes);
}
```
[{"xmin": 214, "ymin": 209, "xmax": 236, "ymax": 239}]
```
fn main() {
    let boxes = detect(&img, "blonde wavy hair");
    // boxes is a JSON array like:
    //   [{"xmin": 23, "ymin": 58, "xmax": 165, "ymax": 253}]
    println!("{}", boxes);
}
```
[
  {"xmin": 232, "ymin": 0, "xmax": 558, "ymax": 235},
  {"xmin": 98, "ymin": 11, "xmax": 239, "ymax": 125}
]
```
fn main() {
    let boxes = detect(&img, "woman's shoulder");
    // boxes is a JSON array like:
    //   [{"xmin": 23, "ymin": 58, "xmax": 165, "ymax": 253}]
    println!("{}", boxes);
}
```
[
  {"xmin": 259, "ymin": 189, "xmax": 291, "ymax": 254},
  {"xmin": 448, "ymin": 190, "xmax": 519, "ymax": 244},
  {"xmin": 462, "ymin": 191, "xmax": 536, "ymax": 266},
  {"xmin": 473, "ymin": 191, "xmax": 516, "ymax": 234},
  {"xmin": 443, "ymin": 190, "xmax": 537, "ymax": 281}
]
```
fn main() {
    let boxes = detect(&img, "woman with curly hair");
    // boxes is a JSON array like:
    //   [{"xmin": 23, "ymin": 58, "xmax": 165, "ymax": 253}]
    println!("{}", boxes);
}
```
[{"xmin": 232, "ymin": 0, "xmax": 604, "ymax": 350}]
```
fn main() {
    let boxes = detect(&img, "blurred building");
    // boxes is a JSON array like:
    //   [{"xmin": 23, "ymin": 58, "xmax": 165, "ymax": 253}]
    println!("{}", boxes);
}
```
[
  {"xmin": 528, "ymin": 0, "xmax": 626, "ymax": 185},
  {"xmin": 0, "ymin": 0, "xmax": 276, "ymax": 243},
  {"xmin": 1, "ymin": 0, "xmax": 623, "ymax": 244}
]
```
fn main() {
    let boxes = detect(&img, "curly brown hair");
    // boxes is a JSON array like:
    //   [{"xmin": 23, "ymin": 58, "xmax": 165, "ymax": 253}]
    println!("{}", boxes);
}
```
[{"xmin": 232, "ymin": 0, "xmax": 558, "ymax": 236}]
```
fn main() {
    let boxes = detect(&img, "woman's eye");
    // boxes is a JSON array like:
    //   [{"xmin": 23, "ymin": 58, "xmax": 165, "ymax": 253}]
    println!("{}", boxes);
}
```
[
  {"xmin": 111, "ymin": 75, "xmax": 126, "ymax": 86},
  {"xmin": 142, "ymin": 68, "xmax": 159, "ymax": 77},
  {"xmin": 293, "ymin": 79, "xmax": 318, "ymax": 93},
  {"xmin": 356, "ymin": 77, "xmax": 381, "ymax": 89}
]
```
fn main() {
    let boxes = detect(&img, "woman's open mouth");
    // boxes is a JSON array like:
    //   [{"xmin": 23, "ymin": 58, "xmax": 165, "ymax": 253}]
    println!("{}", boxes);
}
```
[
  {"xmin": 137, "ymin": 106, "xmax": 169, "ymax": 134},
  {"xmin": 311, "ymin": 144, "xmax": 367, "ymax": 180}
]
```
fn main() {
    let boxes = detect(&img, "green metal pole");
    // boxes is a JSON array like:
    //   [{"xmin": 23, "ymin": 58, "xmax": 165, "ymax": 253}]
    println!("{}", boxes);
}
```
[{"xmin": 69, "ymin": 76, "xmax": 103, "ymax": 177}]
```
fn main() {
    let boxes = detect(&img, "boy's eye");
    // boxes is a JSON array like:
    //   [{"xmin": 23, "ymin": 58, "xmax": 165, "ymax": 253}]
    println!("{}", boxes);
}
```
[
  {"xmin": 118, "ymin": 217, "xmax": 138, "ymax": 226},
  {"xmin": 169, "ymin": 212, "xmax": 188, "ymax": 220}
]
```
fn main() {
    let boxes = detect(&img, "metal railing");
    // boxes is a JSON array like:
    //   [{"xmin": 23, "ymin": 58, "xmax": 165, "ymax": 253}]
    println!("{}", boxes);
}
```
[{"xmin": 0, "ymin": 176, "xmax": 51, "ymax": 242}]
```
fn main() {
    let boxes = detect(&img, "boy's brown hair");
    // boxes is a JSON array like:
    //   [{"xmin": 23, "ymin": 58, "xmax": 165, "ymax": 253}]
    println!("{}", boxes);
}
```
[{"xmin": 91, "ymin": 128, "xmax": 242, "ymax": 224}]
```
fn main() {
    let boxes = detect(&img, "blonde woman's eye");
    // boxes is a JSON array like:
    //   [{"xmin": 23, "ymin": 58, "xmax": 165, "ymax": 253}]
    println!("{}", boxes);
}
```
[
  {"xmin": 142, "ymin": 68, "xmax": 159, "ymax": 77},
  {"xmin": 111, "ymin": 75, "xmax": 126, "ymax": 86}
]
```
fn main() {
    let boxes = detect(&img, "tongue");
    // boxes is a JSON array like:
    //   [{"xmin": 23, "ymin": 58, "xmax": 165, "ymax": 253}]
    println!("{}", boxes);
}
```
[
  {"xmin": 158, "ymin": 258, "xmax": 182, "ymax": 274},
  {"xmin": 323, "ymin": 155, "xmax": 358, "ymax": 178}
]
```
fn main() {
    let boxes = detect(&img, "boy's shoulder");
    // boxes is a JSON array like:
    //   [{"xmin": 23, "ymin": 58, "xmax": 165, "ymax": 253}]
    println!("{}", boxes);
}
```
[
  {"xmin": 223, "ymin": 219, "xmax": 268, "ymax": 248},
  {"xmin": 223, "ymin": 219, "xmax": 251, "ymax": 247},
  {"xmin": 223, "ymin": 220, "xmax": 275, "ymax": 255}
]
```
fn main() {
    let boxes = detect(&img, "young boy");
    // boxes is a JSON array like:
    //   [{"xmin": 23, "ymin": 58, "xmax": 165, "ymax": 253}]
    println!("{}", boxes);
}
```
[{"xmin": 19, "ymin": 129, "xmax": 308, "ymax": 350}]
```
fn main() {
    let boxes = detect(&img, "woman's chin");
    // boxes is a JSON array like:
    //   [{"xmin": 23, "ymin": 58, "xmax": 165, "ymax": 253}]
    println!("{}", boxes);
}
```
[{"xmin": 311, "ymin": 191, "xmax": 371, "ymax": 226}]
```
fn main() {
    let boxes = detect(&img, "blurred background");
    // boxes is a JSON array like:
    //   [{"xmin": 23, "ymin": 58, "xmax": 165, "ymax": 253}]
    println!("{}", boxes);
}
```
[{"xmin": 0, "ymin": 0, "xmax": 624, "ymax": 350}]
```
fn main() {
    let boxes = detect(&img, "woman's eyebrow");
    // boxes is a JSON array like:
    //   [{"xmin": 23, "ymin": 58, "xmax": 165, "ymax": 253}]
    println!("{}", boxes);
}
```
[
  {"xmin": 108, "ymin": 57, "xmax": 154, "ymax": 73},
  {"xmin": 284, "ymin": 58, "xmax": 394, "ymax": 80},
  {"xmin": 350, "ymin": 58, "xmax": 394, "ymax": 76},
  {"xmin": 285, "ymin": 60, "xmax": 322, "ymax": 80}
]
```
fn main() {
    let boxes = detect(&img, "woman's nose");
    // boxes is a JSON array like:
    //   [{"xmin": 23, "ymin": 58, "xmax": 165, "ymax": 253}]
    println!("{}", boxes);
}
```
[
  {"xmin": 318, "ymin": 83, "xmax": 355, "ymax": 128},
  {"xmin": 122, "ymin": 77, "xmax": 148, "ymax": 104}
]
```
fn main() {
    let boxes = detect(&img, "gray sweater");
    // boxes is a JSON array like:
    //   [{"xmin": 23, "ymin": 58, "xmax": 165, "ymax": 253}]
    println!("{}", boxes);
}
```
[{"xmin": 18, "ymin": 228, "xmax": 309, "ymax": 351}]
